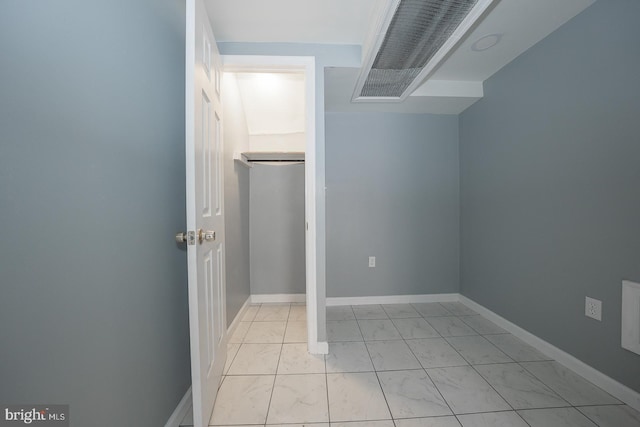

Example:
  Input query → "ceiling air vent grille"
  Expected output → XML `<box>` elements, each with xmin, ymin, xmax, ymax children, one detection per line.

<box><xmin>354</xmin><ymin>0</ymin><xmax>495</xmax><ymax>101</ymax></box>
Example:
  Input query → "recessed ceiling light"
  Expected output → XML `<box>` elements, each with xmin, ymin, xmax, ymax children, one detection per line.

<box><xmin>471</xmin><ymin>33</ymin><xmax>502</xmax><ymax>51</ymax></box>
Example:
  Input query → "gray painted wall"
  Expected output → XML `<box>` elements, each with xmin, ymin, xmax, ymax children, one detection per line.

<box><xmin>460</xmin><ymin>0</ymin><xmax>640</xmax><ymax>392</ymax></box>
<box><xmin>250</xmin><ymin>164</ymin><xmax>306</xmax><ymax>295</ymax></box>
<box><xmin>223</xmin><ymin>74</ymin><xmax>251</xmax><ymax>324</ymax></box>
<box><xmin>0</xmin><ymin>1</ymin><xmax>190</xmax><ymax>425</ymax></box>
<box><xmin>326</xmin><ymin>113</ymin><xmax>460</xmax><ymax>297</ymax></box>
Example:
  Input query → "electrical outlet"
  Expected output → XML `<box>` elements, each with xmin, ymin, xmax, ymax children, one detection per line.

<box><xmin>368</xmin><ymin>256</ymin><xmax>376</xmax><ymax>268</ymax></box>
<box><xmin>585</xmin><ymin>296</ymin><xmax>602</xmax><ymax>321</ymax></box>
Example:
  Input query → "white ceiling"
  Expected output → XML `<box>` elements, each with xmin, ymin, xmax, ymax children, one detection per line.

<box><xmin>206</xmin><ymin>0</ymin><xmax>385</xmax><ymax>45</ymax></box>
<box><xmin>431</xmin><ymin>0</ymin><xmax>596</xmax><ymax>82</ymax></box>
<box><xmin>207</xmin><ymin>0</ymin><xmax>596</xmax><ymax>114</ymax></box>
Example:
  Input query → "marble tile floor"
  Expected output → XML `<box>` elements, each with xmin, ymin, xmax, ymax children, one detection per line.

<box><xmin>180</xmin><ymin>302</ymin><xmax>640</xmax><ymax>427</ymax></box>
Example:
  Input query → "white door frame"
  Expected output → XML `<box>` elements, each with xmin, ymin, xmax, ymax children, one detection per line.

<box><xmin>221</xmin><ymin>55</ymin><xmax>322</xmax><ymax>353</ymax></box>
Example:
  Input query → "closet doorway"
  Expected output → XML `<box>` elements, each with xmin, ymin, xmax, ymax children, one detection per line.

<box><xmin>222</xmin><ymin>56</ymin><xmax>322</xmax><ymax>353</ymax></box>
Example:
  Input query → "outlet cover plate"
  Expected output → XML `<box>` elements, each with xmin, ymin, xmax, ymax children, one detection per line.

<box><xmin>585</xmin><ymin>296</ymin><xmax>602</xmax><ymax>321</ymax></box>
<box><xmin>368</xmin><ymin>256</ymin><xmax>375</xmax><ymax>268</ymax></box>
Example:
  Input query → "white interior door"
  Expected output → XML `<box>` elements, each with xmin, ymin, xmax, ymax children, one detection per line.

<box><xmin>185</xmin><ymin>0</ymin><xmax>226</xmax><ymax>426</ymax></box>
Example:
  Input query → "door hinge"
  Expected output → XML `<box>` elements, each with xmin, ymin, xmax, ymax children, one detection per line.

<box><xmin>187</xmin><ymin>230</ymin><xmax>196</xmax><ymax>245</ymax></box>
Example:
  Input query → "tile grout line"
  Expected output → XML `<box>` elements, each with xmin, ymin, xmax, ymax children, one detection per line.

<box><xmin>409</xmin><ymin>303</ymin><xmax>525</xmax><ymax>424</ymax></box>
<box><xmin>412</xmin><ymin>303</ymin><xmax>575</xmax><ymax>423</ymax></box>
<box><xmin>332</xmin><ymin>303</ymin><xmax>529</xmax><ymax>423</ymax></box>
<box><xmin>228</xmin><ymin>302</ymin><xmax>632</xmax><ymax>426</ymax></box>
<box><xmin>360</xmin><ymin>305</ymin><xmax>498</xmax><ymax>425</ymax></box>
<box><xmin>418</xmin><ymin>362</ymin><xmax>458</xmax><ymax>425</ymax></box>
<box><xmin>433</xmin><ymin>306</ymin><xmax>531</xmax><ymax>425</ymax></box>
<box><xmin>441</xmin><ymin>335</ymin><xmax>514</xmax><ymax>366</ymax></box>
<box><xmin>355</xmin><ymin>310</ymin><xmax>396</xmax><ymax>424</ymax></box>
<box><xmin>261</xmin><ymin>306</ymin><xmax>287</xmax><ymax>426</ymax></box>
<box><xmin>574</xmin><ymin>406</ymin><xmax>611</xmax><ymax>427</ymax></box>
<box><xmin>517</xmin><ymin>360</ymin><xmax>624</xmax><ymax>409</ymax></box>
<box><xmin>359</xmin><ymin>303</ymin><xmax>635</xmax><ymax>425</ymax></box>
<box><xmin>473</xmin><ymin>360</ymin><xmax>572</xmax><ymax>408</ymax></box>
<box><xmin>361</xmin><ymin>302</ymin><xmax>508</xmax><ymax>424</ymax></box>
<box><xmin>517</xmin><ymin>361</ymin><xmax>575</xmax><ymax>407</ymax></box>
<box><xmin>324</xmin><ymin>343</ymin><xmax>331</xmax><ymax>425</ymax></box>
<box><xmin>328</xmin><ymin>304</ymin><xmax>359</xmax><ymax>423</ymax></box>
<box><xmin>400</xmin><ymin>303</ymin><xmax>462</xmax><ymax>425</ymax></box>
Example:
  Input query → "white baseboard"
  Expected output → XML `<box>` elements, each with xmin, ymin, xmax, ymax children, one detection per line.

<box><xmin>309</xmin><ymin>341</ymin><xmax>329</xmax><ymax>355</ymax></box>
<box><xmin>326</xmin><ymin>293</ymin><xmax>460</xmax><ymax>306</ymax></box>
<box><xmin>459</xmin><ymin>295</ymin><xmax>640</xmax><ymax>412</ymax></box>
<box><xmin>251</xmin><ymin>293</ymin><xmax>306</xmax><ymax>303</ymax></box>
<box><xmin>227</xmin><ymin>296</ymin><xmax>251</xmax><ymax>337</ymax></box>
<box><xmin>164</xmin><ymin>386</ymin><xmax>192</xmax><ymax>427</ymax></box>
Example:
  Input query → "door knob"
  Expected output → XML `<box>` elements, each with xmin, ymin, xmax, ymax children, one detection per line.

<box><xmin>198</xmin><ymin>229</ymin><xmax>215</xmax><ymax>243</ymax></box>
<box><xmin>176</xmin><ymin>231</ymin><xmax>195</xmax><ymax>245</ymax></box>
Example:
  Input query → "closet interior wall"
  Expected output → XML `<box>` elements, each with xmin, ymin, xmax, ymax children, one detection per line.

<box><xmin>223</xmin><ymin>71</ymin><xmax>306</xmax><ymax>310</ymax></box>
<box><xmin>250</xmin><ymin>162</ymin><xmax>306</xmax><ymax>296</ymax></box>
<box><xmin>222</xmin><ymin>73</ymin><xmax>252</xmax><ymax>325</ymax></box>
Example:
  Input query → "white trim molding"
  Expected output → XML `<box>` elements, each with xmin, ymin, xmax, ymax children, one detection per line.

<box><xmin>222</xmin><ymin>54</ymin><xmax>320</xmax><ymax>358</ymax></box>
<box><xmin>309</xmin><ymin>341</ymin><xmax>329</xmax><ymax>355</ymax></box>
<box><xmin>326</xmin><ymin>293</ymin><xmax>459</xmax><ymax>306</ymax></box>
<box><xmin>164</xmin><ymin>386</ymin><xmax>192</xmax><ymax>427</ymax></box>
<box><xmin>227</xmin><ymin>296</ymin><xmax>251</xmax><ymax>336</ymax></box>
<box><xmin>459</xmin><ymin>295</ymin><xmax>640</xmax><ymax>412</ymax></box>
<box><xmin>251</xmin><ymin>293</ymin><xmax>306</xmax><ymax>304</ymax></box>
